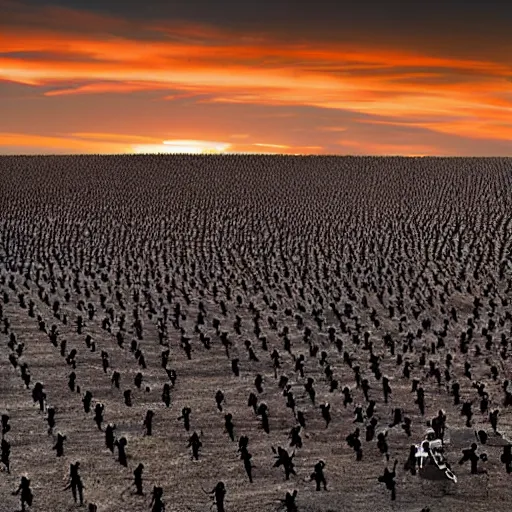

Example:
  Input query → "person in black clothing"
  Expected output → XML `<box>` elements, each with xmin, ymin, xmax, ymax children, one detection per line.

<box><xmin>134</xmin><ymin>463</ymin><xmax>144</xmax><ymax>495</ymax></box>
<box><xmin>53</xmin><ymin>433</ymin><xmax>66</xmax><ymax>457</ymax></box>
<box><xmin>12</xmin><ymin>476</ymin><xmax>33</xmax><ymax>511</ymax></box>
<box><xmin>1</xmin><ymin>438</ymin><xmax>10</xmax><ymax>472</ymax></box>
<box><xmin>187</xmin><ymin>432</ymin><xmax>202</xmax><ymax>460</ymax></box>
<box><xmin>311</xmin><ymin>460</ymin><xmax>327</xmax><ymax>490</ymax></box>
<box><xmin>378</xmin><ymin>460</ymin><xmax>398</xmax><ymax>500</ymax></box>
<box><xmin>150</xmin><ymin>486</ymin><xmax>165</xmax><ymax>512</ymax></box>
<box><xmin>459</xmin><ymin>443</ymin><xmax>480</xmax><ymax>474</ymax></box>
<box><xmin>65</xmin><ymin>462</ymin><xmax>84</xmax><ymax>505</ymax></box>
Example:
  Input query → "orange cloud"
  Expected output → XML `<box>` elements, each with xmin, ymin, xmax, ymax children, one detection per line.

<box><xmin>1</xmin><ymin>6</ymin><xmax>512</xmax><ymax>153</ymax></box>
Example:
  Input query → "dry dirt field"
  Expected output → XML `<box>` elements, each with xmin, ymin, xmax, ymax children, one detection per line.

<box><xmin>1</xmin><ymin>155</ymin><xmax>512</xmax><ymax>512</ymax></box>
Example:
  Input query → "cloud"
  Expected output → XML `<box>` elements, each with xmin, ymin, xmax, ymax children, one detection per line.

<box><xmin>0</xmin><ymin>2</ymin><xmax>512</xmax><ymax>154</ymax></box>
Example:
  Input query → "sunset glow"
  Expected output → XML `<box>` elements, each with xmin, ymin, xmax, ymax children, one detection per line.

<box><xmin>1</xmin><ymin>0</ymin><xmax>511</xmax><ymax>155</ymax></box>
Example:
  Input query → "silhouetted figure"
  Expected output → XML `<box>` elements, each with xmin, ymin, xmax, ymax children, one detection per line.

<box><xmin>248</xmin><ymin>392</ymin><xmax>258</xmax><ymax>414</ymax></box>
<box><xmin>1</xmin><ymin>438</ymin><xmax>10</xmax><ymax>472</ymax></box>
<box><xmin>134</xmin><ymin>463</ymin><xmax>144</xmax><ymax>495</ymax></box>
<box><xmin>257</xmin><ymin>403</ymin><xmax>270</xmax><ymax>433</ymax></box>
<box><xmin>305</xmin><ymin>378</ymin><xmax>316</xmax><ymax>404</ymax></box>
<box><xmin>2</xmin><ymin>414</ymin><xmax>11</xmax><ymax>437</ymax></box>
<box><xmin>459</xmin><ymin>443</ymin><xmax>479</xmax><ymax>474</ymax></box>
<box><xmin>500</xmin><ymin>445</ymin><xmax>512</xmax><ymax>473</ymax></box>
<box><xmin>490</xmin><ymin>409</ymin><xmax>499</xmax><ymax>433</ymax></box>
<box><xmin>255</xmin><ymin>374</ymin><xmax>264</xmax><ymax>393</ymax></box>
<box><xmin>116</xmin><ymin>437</ymin><xmax>128</xmax><ymax>466</ymax></box>
<box><xmin>231</xmin><ymin>358</ymin><xmax>240</xmax><ymax>377</ymax></box>
<box><xmin>289</xmin><ymin>425</ymin><xmax>302</xmax><ymax>449</ymax></box>
<box><xmin>144</xmin><ymin>410</ymin><xmax>154</xmax><ymax>436</ymax></box>
<box><xmin>105</xmin><ymin>423</ymin><xmax>116</xmax><ymax>452</ymax></box>
<box><xmin>461</xmin><ymin>401</ymin><xmax>473</xmax><ymax>428</ymax></box>
<box><xmin>215</xmin><ymin>390</ymin><xmax>225</xmax><ymax>412</ymax></box>
<box><xmin>53</xmin><ymin>432</ymin><xmax>66</xmax><ymax>457</ymax></box>
<box><xmin>32</xmin><ymin>382</ymin><xmax>45</xmax><ymax>412</ymax></box>
<box><xmin>382</xmin><ymin>377</ymin><xmax>392</xmax><ymax>403</ymax></box>
<box><xmin>415</xmin><ymin>387</ymin><xmax>425</xmax><ymax>415</ymax></box>
<box><xmin>166</xmin><ymin>368</ymin><xmax>177</xmax><ymax>387</ymax></box>
<box><xmin>111</xmin><ymin>371</ymin><xmax>120</xmax><ymax>389</ymax></box>
<box><xmin>124</xmin><ymin>389</ymin><xmax>132</xmax><ymax>407</ymax></box>
<box><xmin>82</xmin><ymin>391</ymin><xmax>93</xmax><ymax>413</ymax></box>
<box><xmin>273</xmin><ymin>446</ymin><xmax>296</xmax><ymax>480</ymax></box>
<box><xmin>211</xmin><ymin>482</ymin><xmax>226</xmax><ymax>512</ymax></box>
<box><xmin>150</xmin><ymin>486</ymin><xmax>165</xmax><ymax>512</ymax></box>
<box><xmin>12</xmin><ymin>476</ymin><xmax>33</xmax><ymax>511</ymax></box>
<box><xmin>241</xmin><ymin>448</ymin><xmax>253</xmax><ymax>482</ymax></box>
<box><xmin>65</xmin><ymin>462</ymin><xmax>84</xmax><ymax>505</ymax></box>
<box><xmin>404</xmin><ymin>445</ymin><xmax>417</xmax><ymax>475</ymax></box>
<box><xmin>389</xmin><ymin>408</ymin><xmax>403</xmax><ymax>428</ymax></box>
<box><xmin>320</xmin><ymin>403</ymin><xmax>331</xmax><ymax>428</ymax></box>
<box><xmin>378</xmin><ymin>460</ymin><xmax>398</xmax><ymax>500</ymax></box>
<box><xmin>311</xmin><ymin>460</ymin><xmax>327</xmax><ymax>490</ymax></box>
<box><xmin>377</xmin><ymin>432</ymin><xmax>390</xmax><ymax>461</ymax></box>
<box><xmin>342</xmin><ymin>387</ymin><xmax>353</xmax><ymax>407</ymax></box>
<box><xmin>297</xmin><ymin>411</ymin><xmax>306</xmax><ymax>429</ymax></box>
<box><xmin>68</xmin><ymin>372</ymin><xmax>77</xmax><ymax>392</ymax></box>
<box><xmin>187</xmin><ymin>431</ymin><xmax>202</xmax><ymax>460</ymax></box>
<box><xmin>402</xmin><ymin>416</ymin><xmax>412</xmax><ymax>437</ymax></box>
<box><xmin>162</xmin><ymin>383</ymin><xmax>171</xmax><ymax>407</ymax></box>
<box><xmin>94</xmin><ymin>403</ymin><xmax>104</xmax><ymax>430</ymax></box>
<box><xmin>366</xmin><ymin>417</ymin><xmax>378</xmax><ymax>442</ymax></box>
<box><xmin>178</xmin><ymin>407</ymin><xmax>191</xmax><ymax>431</ymax></box>
<box><xmin>280</xmin><ymin>490</ymin><xmax>298</xmax><ymax>512</ymax></box>
<box><xmin>224</xmin><ymin>414</ymin><xmax>235</xmax><ymax>441</ymax></box>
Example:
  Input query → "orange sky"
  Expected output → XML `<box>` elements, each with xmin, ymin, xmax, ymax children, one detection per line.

<box><xmin>1</xmin><ymin>1</ymin><xmax>512</xmax><ymax>155</ymax></box>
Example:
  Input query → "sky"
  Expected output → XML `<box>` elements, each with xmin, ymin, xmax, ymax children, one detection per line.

<box><xmin>1</xmin><ymin>0</ymin><xmax>512</xmax><ymax>155</ymax></box>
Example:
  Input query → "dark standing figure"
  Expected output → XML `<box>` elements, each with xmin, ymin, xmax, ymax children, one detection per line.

<box><xmin>311</xmin><ymin>460</ymin><xmax>327</xmax><ymax>490</ymax></box>
<box><xmin>382</xmin><ymin>377</ymin><xmax>392</xmax><ymax>403</ymax></box>
<box><xmin>144</xmin><ymin>410</ymin><xmax>154</xmax><ymax>436</ymax></box>
<box><xmin>224</xmin><ymin>414</ymin><xmax>235</xmax><ymax>441</ymax></box>
<box><xmin>273</xmin><ymin>447</ymin><xmax>296</xmax><ymax>480</ymax></box>
<box><xmin>378</xmin><ymin>460</ymin><xmax>398</xmax><ymax>500</ymax></box>
<box><xmin>150</xmin><ymin>486</ymin><xmax>165</xmax><ymax>512</ymax></box>
<box><xmin>111</xmin><ymin>371</ymin><xmax>120</xmax><ymax>389</ymax></box>
<box><xmin>65</xmin><ymin>462</ymin><xmax>84</xmax><ymax>506</ymax></box>
<box><xmin>1</xmin><ymin>438</ymin><xmax>10</xmax><ymax>473</ymax></box>
<box><xmin>45</xmin><ymin>407</ymin><xmax>55</xmax><ymax>433</ymax></box>
<box><xmin>257</xmin><ymin>403</ymin><xmax>270</xmax><ymax>434</ymax></box>
<box><xmin>83</xmin><ymin>391</ymin><xmax>93</xmax><ymax>413</ymax></box>
<box><xmin>320</xmin><ymin>403</ymin><xmax>331</xmax><ymax>428</ymax></box>
<box><xmin>94</xmin><ymin>403</ymin><xmax>104</xmax><ymax>430</ymax></box>
<box><xmin>162</xmin><ymin>383</ymin><xmax>171</xmax><ymax>407</ymax></box>
<box><xmin>500</xmin><ymin>445</ymin><xmax>512</xmax><ymax>473</ymax></box>
<box><xmin>489</xmin><ymin>409</ymin><xmax>499</xmax><ymax>433</ymax></box>
<box><xmin>105</xmin><ymin>423</ymin><xmax>116</xmax><ymax>452</ymax></box>
<box><xmin>187</xmin><ymin>431</ymin><xmax>202</xmax><ymax>460</ymax></box>
<box><xmin>2</xmin><ymin>414</ymin><xmax>11</xmax><ymax>437</ymax></box>
<box><xmin>241</xmin><ymin>448</ymin><xmax>253</xmax><ymax>482</ymax></box>
<box><xmin>280</xmin><ymin>490</ymin><xmax>298</xmax><ymax>512</ymax></box>
<box><xmin>68</xmin><ymin>372</ymin><xmax>77</xmax><ymax>392</ymax></box>
<box><xmin>116</xmin><ymin>437</ymin><xmax>128</xmax><ymax>466</ymax></box>
<box><xmin>124</xmin><ymin>389</ymin><xmax>132</xmax><ymax>407</ymax></box>
<box><xmin>215</xmin><ymin>390</ymin><xmax>225</xmax><ymax>412</ymax></box>
<box><xmin>211</xmin><ymin>482</ymin><xmax>226</xmax><ymax>512</ymax></box>
<box><xmin>53</xmin><ymin>433</ymin><xmax>66</xmax><ymax>457</ymax></box>
<box><xmin>459</xmin><ymin>443</ymin><xmax>479</xmax><ymax>474</ymax></box>
<box><xmin>12</xmin><ymin>476</ymin><xmax>33</xmax><ymax>511</ymax></box>
<box><xmin>134</xmin><ymin>463</ymin><xmax>144</xmax><ymax>495</ymax></box>
<box><xmin>178</xmin><ymin>407</ymin><xmax>191</xmax><ymax>431</ymax></box>
<box><xmin>404</xmin><ymin>445</ymin><xmax>417</xmax><ymax>475</ymax></box>
<box><xmin>377</xmin><ymin>432</ymin><xmax>390</xmax><ymax>461</ymax></box>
